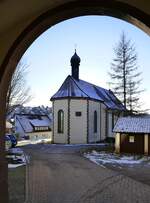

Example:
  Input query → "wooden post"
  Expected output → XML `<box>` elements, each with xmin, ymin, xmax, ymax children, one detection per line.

<box><xmin>115</xmin><ymin>133</ymin><xmax>120</xmax><ymax>153</ymax></box>
<box><xmin>144</xmin><ymin>134</ymin><xmax>148</xmax><ymax>155</ymax></box>
<box><xmin>0</xmin><ymin>90</ymin><xmax>8</xmax><ymax>203</ymax></box>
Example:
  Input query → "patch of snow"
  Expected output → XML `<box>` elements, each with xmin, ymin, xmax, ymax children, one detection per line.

<box><xmin>99</xmin><ymin>164</ymin><xmax>106</xmax><ymax>169</ymax></box>
<box><xmin>62</xmin><ymin>143</ymin><xmax>106</xmax><ymax>147</ymax></box>
<box><xmin>9</xmin><ymin>147</ymin><xmax>24</xmax><ymax>154</ymax></box>
<box><xmin>84</xmin><ymin>151</ymin><xmax>146</xmax><ymax>166</ymax></box>
<box><xmin>17</xmin><ymin>140</ymin><xmax>31</xmax><ymax>146</ymax></box>
<box><xmin>17</xmin><ymin>138</ymin><xmax>52</xmax><ymax>146</ymax></box>
<box><xmin>25</xmin><ymin>154</ymin><xmax>30</xmax><ymax>164</ymax></box>
<box><xmin>8</xmin><ymin>163</ymin><xmax>25</xmax><ymax>168</ymax></box>
<box><xmin>91</xmin><ymin>150</ymin><xmax>100</xmax><ymax>155</ymax></box>
<box><xmin>30</xmin><ymin>119</ymin><xmax>50</xmax><ymax>127</ymax></box>
<box><xmin>7</xmin><ymin>147</ymin><xmax>29</xmax><ymax>169</ymax></box>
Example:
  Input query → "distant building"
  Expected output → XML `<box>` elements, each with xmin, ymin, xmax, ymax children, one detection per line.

<box><xmin>7</xmin><ymin>105</ymin><xmax>52</xmax><ymax>120</ymax></box>
<box><xmin>15</xmin><ymin>114</ymin><xmax>52</xmax><ymax>141</ymax></box>
<box><xmin>6</xmin><ymin>121</ymin><xmax>13</xmax><ymax>134</ymax></box>
<box><xmin>114</xmin><ymin>116</ymin><xmax>150</xmax><ymax>154</ymax></box>
<box><xmin>50</xmin><ymin>51</ymin><xmax>125</xmax><ymax>144</ymax></box>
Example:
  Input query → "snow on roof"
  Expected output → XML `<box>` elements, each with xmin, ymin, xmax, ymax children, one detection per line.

<box><xmin>6</xmin><ymin>121</ymin><xmax>12</xmax><ymax>129</ymax></box>
<box><xmin>50</xmin><ymin>75</ymin><xmax>125</xmax><ymax>111</ymax></box>
<box><xmin>30</xmin><ymin>119</ymin><xmax>50</xmax><ymax>127</ymax></box>
<box><xmin>113</xmin><ymin>117</ymin><xmax>150</xmax><ymax>133</ymax></box>
<box><xmin>16</xmin><ymin>114</ymin><xmax>52</xmax><ymax>133</ymax></box>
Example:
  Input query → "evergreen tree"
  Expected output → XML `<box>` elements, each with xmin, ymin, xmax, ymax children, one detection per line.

<box><xmin>108</xmin><ymin>32</ymin><xmax>144</xmax><ymax>114</ymax></box>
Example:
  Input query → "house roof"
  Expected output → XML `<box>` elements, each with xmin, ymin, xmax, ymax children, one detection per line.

<box><xmin>50</xmin><ymin>75</ymin><xmax>125</xmax><ymax>111</ymax></box>
<box><xmin>6</xmin><ymin>121</ymin><xmax>12</xmax><ymax>129</ymax></box>
<box><xmin>113</xmin><ymin>117</ymin><xmax>150</xmax><ymax>133</ymax></box>
<box><xmin>16</xmin><ymin>114</ymin><xmax>52</xmax><ymax>133</ymax></box>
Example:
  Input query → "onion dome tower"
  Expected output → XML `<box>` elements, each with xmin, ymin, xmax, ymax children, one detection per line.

<box><xmin>70</xmin><ymin>50</ymin><xmax>81</xmax><ymax>80</ymax></box>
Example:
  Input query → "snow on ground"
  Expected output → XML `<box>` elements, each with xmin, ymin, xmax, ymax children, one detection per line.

<box><xmin>9</xmin><ymin>147</ymin><xmax>24</xmax><ymax>155</ymax></box>
<box><xmin>7</xmin><ymin>147</ymin><xmax>29</xmax><ymax>169</ymax></box>
<box><xmin>60</xmin><ymin>143</ymin><xmax>106</xmax><ymax>147</ymax></box>
<box><xmin>17</xmin><ymin>140</ymin><xmax>106</xmax><ymax>147</ymax></box>
<box><xmin>84</xmin><ymin>150</ymin><xmax>150</xmax><ymax>166</ymax></box>
<box><xmin>17</xmin><ymin>138</ymin><xmax>52</xmax><ymax>146</ymax></box>
<box><xmin>8</xmin><ymin>163</ymin><xmax>26</xmax><ymax>169</ymax></box>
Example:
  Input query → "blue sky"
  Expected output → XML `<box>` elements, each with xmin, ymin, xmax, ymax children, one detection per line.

<box><xmin>23</xmin><ymin>16</ymin><xmax>150</xmax><ymax>111</ymax></box>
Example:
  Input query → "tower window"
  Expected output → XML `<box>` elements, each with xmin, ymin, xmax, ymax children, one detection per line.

<box><xmin>94</xmin><ymin>111</ymin><xmax>97</xmax><ymax>133</ymax></box>
<box><xmin>58</xmin><ymin>110</ymin><xmax>64</xmax><ymax>133</ymax></box>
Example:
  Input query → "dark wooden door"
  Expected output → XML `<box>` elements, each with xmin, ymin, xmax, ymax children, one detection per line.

<box><xmin>148</xmin><ymin>135</ymin><xmax>150</xmax><ymax>155</ymax></box>
<box><xmin>120</xmin><ymin>134</ymin><xmax>144</xmax><ymax>154</ymax></box>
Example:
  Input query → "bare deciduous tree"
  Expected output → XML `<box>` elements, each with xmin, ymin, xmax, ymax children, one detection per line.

<box><xmin>6</xmin><ymin>61</ymin><xmax>32</xmax><ymax>115</ymax></box>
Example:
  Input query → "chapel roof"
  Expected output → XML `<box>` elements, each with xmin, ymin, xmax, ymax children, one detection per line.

<box><xmin>50</xmin><ymin>75</ymin><xmax>125</xmax><ymax>111</ymax></box>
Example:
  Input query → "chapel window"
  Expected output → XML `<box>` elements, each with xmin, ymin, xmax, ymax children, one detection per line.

<box><xmin>94</xmin><ymin>111</ymin><xmax>97</xmax><ymax>133</ymax></box>
<box><xmin>58</xmin><ymin>110</ymin><xmax>64</xmax><ymax>133</ymax></box>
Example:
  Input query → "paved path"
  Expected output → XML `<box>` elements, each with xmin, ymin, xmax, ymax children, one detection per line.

<box><xmin>24</xmin><ymin>144</ymin><xmax>150</xmax><ymax>203</ymax></box>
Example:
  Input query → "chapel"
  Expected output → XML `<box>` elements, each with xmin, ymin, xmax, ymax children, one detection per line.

<box><xmin>50</xmin><ymin>51</ymin><xmax>125</xmax><ymax>144</ymax></box>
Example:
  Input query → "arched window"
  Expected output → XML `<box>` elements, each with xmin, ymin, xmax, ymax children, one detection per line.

<box><xmin>58</xmin><ymin>110</ymin><xmax>64</xmax><ymax>133</ymax></box>
<box><xmin>94</xmin><ymin>111</ymin><xmax>97</xmax><ymax>133</ymax></box>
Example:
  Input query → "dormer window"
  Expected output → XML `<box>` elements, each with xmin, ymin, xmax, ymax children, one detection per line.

<box><xmin>34</xmin><ymin>126</ymin><xmax>49</xmax><ymax>131</ymax></box>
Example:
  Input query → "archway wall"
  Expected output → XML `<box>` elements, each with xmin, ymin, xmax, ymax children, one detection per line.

<box><xmin>1</xmin><ymin>0</ymin><xmax>150</xmax><ymax>88</ymax></box>
<box><xmin>0</xmin><ymin>0</ymin><xmax>150</xmax><ymax>71</ymax></box>
<box><xmin>0</xmin><ymin>1</ymin><xmax>150</xmax><ymax>203</ymax></box>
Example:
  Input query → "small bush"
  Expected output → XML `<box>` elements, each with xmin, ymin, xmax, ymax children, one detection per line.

<box><xmin>104</xmin><ymin>137</ymin><xmax>115</xmax><ymax>144</ymax></box>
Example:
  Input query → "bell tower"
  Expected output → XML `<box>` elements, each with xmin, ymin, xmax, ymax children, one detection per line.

<box><xmin>70</xmin><ymin>50</ymin><xmax>81</xmax><ymax>80</ymax></box>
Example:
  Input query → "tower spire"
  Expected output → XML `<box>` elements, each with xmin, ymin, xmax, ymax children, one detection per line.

<box><xmin>74</xmin><ymin>43</ymin><xmax>77</xmax><ymax>53</ymax></box>
<box><xmin>70</xmin><ymin>50</ymin><xmax>81</xmax><ymax>80</ymax></box>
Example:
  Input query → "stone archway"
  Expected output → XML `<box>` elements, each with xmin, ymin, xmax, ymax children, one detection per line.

<box><xmin>0</xmin><ymin>1</ymin><xmax>150</xmax><ymax>202</ymax></box>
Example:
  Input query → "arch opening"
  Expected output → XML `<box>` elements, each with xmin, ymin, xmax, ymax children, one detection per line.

<box><xmin>0</xmin><ymin>1</ymin><xmax>150</xmax><ymax>202</ymax></box>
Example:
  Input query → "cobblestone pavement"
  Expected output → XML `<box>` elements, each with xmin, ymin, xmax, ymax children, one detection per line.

<box><xmin>23</xmin><ymin>144</ymin><xmax>150</xmax><ymax>203</ymax></box>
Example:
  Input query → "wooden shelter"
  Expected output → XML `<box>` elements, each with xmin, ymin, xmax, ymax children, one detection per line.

<box><xmin>114</xmin><ymin>117</ymin><xmax>150</xmax><ymax>155</ymax></box>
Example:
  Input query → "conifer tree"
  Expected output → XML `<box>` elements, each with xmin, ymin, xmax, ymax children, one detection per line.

<box><xmin>108</xmin><ymin>32</ymin><xmax>144</xmax><ymax>114</ymax></box>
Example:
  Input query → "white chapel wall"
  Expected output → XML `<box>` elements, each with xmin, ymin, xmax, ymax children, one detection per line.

<box><xmin>114</xmin><ymin>114</ymin><xmax>119</xmax><ymax>124</ymax></box>
<box><xmin>53</xmin><ymin>99</ymin><xmax>68</xmax><ymax>143</ymax></box>
<box><xmin>107</xmin><ymin>111</ymin><xmax>120</xmax><ymax>138</ymax></box>
<box><xmin>70</xmin><ymin>99</ymin><xmax>87</xmax><ymax>144</ymax></box>
<box><xmin>88</xmin><ymin>100</ymin><xmax>101</xmax><ymax>143</ymax></box>
<box><xmin>107</xmin><ymin>111</ymin><xmax>113</xmax><ymax>137</ymax></box>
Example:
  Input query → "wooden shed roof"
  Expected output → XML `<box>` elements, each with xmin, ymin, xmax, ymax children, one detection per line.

<box><xmin>114</xmin><ymin>117</ymin><xmax>150</xmax><ymax>134</ymax></box>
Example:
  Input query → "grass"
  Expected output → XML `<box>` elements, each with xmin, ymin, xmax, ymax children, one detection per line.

<box><xmin>8</xmin><ymin>165</ymin><xmax>26</xmax><ymax>203</ymax></box>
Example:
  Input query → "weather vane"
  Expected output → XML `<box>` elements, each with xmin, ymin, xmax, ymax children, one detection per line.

<box><xmin>74</xmin><ymin>43</ymin><xmax>77</xmax><ymax>52</ymax></box>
